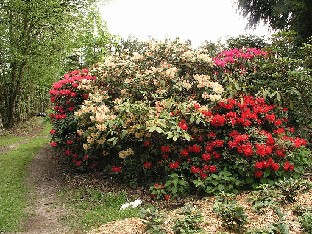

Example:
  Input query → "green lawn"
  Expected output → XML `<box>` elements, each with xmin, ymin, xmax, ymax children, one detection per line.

<box><xmin>0</xmin><ymin>120</ymin><xmax>50</xmax><ymax>232</ymax></box>
<box><xmin>59</xmin><ymin>188</ymin><xmax>141</xmax><ymax>232</ymax></box>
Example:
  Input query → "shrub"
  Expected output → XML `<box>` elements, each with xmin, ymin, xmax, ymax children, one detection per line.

<box><xmin>49</xmin><ymin>39</ymin><xmax>309</xmax><ymax>198</ymax></box>
<box><xmin>213</xmin><ymin>193</ymin><xmax>247</xmax><ymax>232</ymax></box>
<box><xmin>172</xmin><ymin>204</ymin><xmax>204</xmax><ymax>234</ymax></box>
<box><xmin>49</xmin><ymin>69</ymin><xmax>97</xmax><ymax>168</ymax></box>
<box><xmin>299</xmin><ymin>212</ymin><xmax>312</xmax><ymax>233</ymax></box>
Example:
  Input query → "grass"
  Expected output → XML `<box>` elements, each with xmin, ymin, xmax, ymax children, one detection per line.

<box><xmin>0</xmin><ymin>119</ymin><xmax>50</xmax><ymax>232</ymax></box>
<box><xmin>0</xmin><ymin>135</ymin><xmax>26</xmax><ymax>147</ymax></box>
<box><xmin>59</xmin><ymin>188</ymin><xmax>141</xmax><ymax>232</ymax></box>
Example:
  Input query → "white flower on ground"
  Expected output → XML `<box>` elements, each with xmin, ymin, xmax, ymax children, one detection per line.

<box><xmin>120</xmin><ymin>199</ymin><xmax>142</xmax><ymax>210</ymax></box>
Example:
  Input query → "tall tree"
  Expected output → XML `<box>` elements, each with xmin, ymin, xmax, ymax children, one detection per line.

<box><xmin>0</xmin><ymin>0</ymin><xmax>112</xmax><ymax>128</ymax></box>
<box><xmin>236</xmin><ymin>0</ymin><xmax>312</xmax><ymax>42</ymax></box>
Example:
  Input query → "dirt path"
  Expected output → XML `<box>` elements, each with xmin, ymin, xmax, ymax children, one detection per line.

<box><xmin>21</xmin><ymin>146</ymin><xmax>70</xmax><ymax>234</ymax></box>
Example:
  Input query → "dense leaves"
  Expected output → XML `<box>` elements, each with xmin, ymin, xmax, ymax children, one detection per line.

<box><xmin>236</xmin><ymin>0</ymin><xmax>312</xmax><ymax>42</ymax></box>
<box><xmin>49</xmin><ymin>39</ymin><xmax>310</xmax><ymax>199</ymax></box>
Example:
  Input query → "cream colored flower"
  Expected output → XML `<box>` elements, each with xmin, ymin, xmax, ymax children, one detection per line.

<box><xmin>202</xmin><ymin>92</ymin><xmax>210</xmax><ymax>99</ymax></box>
<box><xmin>211</xmin><ymin>82</ymin><xmax>224</xmax><ymax>94</ymax></box>
<box><xmin>118</xmin><ymin>148</ymin><xmax>134</xmax><ymax>159</ymax></box>
<box><xmin>131</xmin><ymin>52</ymin><xmax>144</xmax><ymax>61</ymax></box>
<box><xmin>96</xmin><ymin>124</ymin><xmax>106</xmax><ymax>131</ymax></box>
<box><xmin>209</xmin><ymin>94</ymin><xmax>222</xmax><ymax>102</ymax></box>
<box><xmin>77</xmin><ymin>129</ymin><xmax>84</xmax><ymax>136</ymax></box>
<box><xmin>182</xmin><ymin>80</ymin><xmax>192</xmax><ymax>90</ymax></box>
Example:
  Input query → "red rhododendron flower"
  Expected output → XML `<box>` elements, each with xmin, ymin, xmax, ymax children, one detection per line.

<box><xmin>191</xmin><ymin>166</ymin><xmax>200</xmax><ymax>174</ymax></box>
<box><xmin>154</xmin><ymin>183</ymin><xmax>164</xmax><ymax>189</ymax></box>
<box><xmin>180</xmin><ymin>149</ymin><xmax>189</xmax><ymax>157</ymax></box>
<box><xmin>144</xmin><ymin>140</ymin><xmax>151</xmax><ymax>147</ymax></box>
<box><xmin>161</xmin><ymin>145</ymin><xmax>170</xmax><ymax>153</ymax></box>
<box><xmin>274</xmin><ymin>119</ymin><xmax>282</xmax><ymax>126</ymax></box>
<box><xmin>255</xmin><ymin>161</ymin><xmax>264</xmax><ymax>169</ymax></box>
<box><xmin>256</xmin><ymin>144</ymin><xmax>272</xmax><ymax>156</ymax></box>
<box><xmin>169</xmin><ymin>161</ymin><xmax>179</xmax><ymax>169</ymax></box>
<box><xmin>164</xmin><ymin>194</ymin><xmax>171</xmax><ymax>201</ymax></box>
<box><xmin>143</xmin><ymin>162</ymin><xmax>152</xmax><ymax>169</ymax></box>
<box><xmin>203</xmin><ymin>165</ymin><xmax>210</xmax><ymax>171</ymax></box>
<box><xmin>75</xmin><ymin>160</ymin><xmax>82</xmax><ymax>167</ymax></box>
<box><xmin>213</xmin><ymin>151</ymin><xmax>221</xmax><ymax>159</ymax></box>
<box><xmin>72</xmin><ymin>83</ymin><xmax>79</xmax><ymax>88</ymax></box>
<box><xmin>202</xmin><ymin>110</ymin><xmax>213</xmax><ymax>117</ymax></box>
<box><xmin>284</xmin><ymin>161</ymin><xmax>295</xmax><ymax>171</ymax></box>
<box><xmin>70</xmin><ymin>92</ymin><xmax>77</xmax><ymax>97</ymax></box>
<box><xmin>50</xmin><ymin>129</ymin><xmax>56</xmax><ymax>134</ymax></box>
<box><xmin>202</xmin><ymin>153</ymin><xmax>211</xmax><ymax>161</ymax></box>
<box><xmin>209</xmin><ymin>165</ymin><xmax>217</xmax><ymax>173</ymax></box>
<box><xmin>50</xmin><ymin>141</ymin><xmax>58</xmax><ymax>147</ymax></box>
<box><xmin>240</xmin><ymin>143</ymin><xmax>253</xmax><ymax>157</ymax></box>
<box><xmin>82</xmin><ymin>93</ymin><xmax>89</xmax><ymax>99</ymax></box>
<box><xmin>265</xmin><ymin>114</ymin><xmax>276</xmax><ymax>123</ymax></box>
<box><xmin>212</xmin><ymin>140</ymin><xmax>224</xmax><ymax>147</ymax></box>
<box><xmin>200</xmin><ymin>172</ymin><xmax>208</xmax><ymax>179</ymax></box>
<box><xmin>271</xmin><ymin>163</ymin><xmax>280</xmax><ymax>171</ymax></box>
<box><xmin>255</xmin><ymin>170</ymin><xmax>264</xmax><ymax>178</ymax></box>
<box><xmin>64</xmin><ymin>149</ymin><xmax>71</xmax><ymax>156</ymax></box>
<box><xmin>178</xmin><ymin>119</ymin><xmax>188</xmax><ymax>131</ymax></box>
<box><xmin>208</xmin><ymin>131</ymin><xmax>217</xmax><ymax>138</ymax></box>
<box><xmin>211</xmin><ymin>114</ymin><xmax>226</xmax><ymax>127</ymax></box>
<box><xmin>275</xmin><ymin>149</ymin><xmax>286</xmax><ymax>157</ymax></box>
<box><xmin>111</xmin><ymin>166</ymin><xmax>122</xmax><ymax>173</ymax></box>
<box><xmin>188</xmin><ymin>144</ymin><xmax>201</xmax><ymax>153</ymax></box>
<box><xmin>67</xmin><ymin>106</ymin><xmax>75</xmax><ymax>112</ymax></box>
<box><xmin>293</xmin><ymin>138</ymin><xmax>307</xmax><ymax>148</ymax></box>
<box><xmin>274</xmin><ymin>128</ymin><xmax>285</xmax><ymax>134</ymax></box>
<box><xmin>83</xmin><ymin>155</ymin><xmax>89</xmax><ymax>160</ymax></box>
<box><xmin>193</xmin><ymin>102</ymin><xmax>200</xmax><ymax>109</ymax></box>
<box><xmin>205</xmin><ymin>144</ymin><xmax>214</xmax><ymax>152</ymax></box>
<box><xmin>66</xmin><ymin>140</ymin><xmax>73</xmax><ymax>145</ymax></box>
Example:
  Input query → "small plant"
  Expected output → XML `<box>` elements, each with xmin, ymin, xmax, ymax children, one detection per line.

<box><xmin>293</xmin><ymin>205</ymin><xmax>312</xmax><ymax>216</ymax></box>
<box><xmin>248</xmin><ymin>184</ymin><xmax>280</xmax><ymax>213</ymax></box>
<box><xmin>172</xmin><ymin>203</ymin><xmax>204</xmax><ymax>234</ymax></box>
<box><xmin>140</xmin><ymin>206</ymin><xmax>167</xmax><ymax>234</ymax></box>
<box><xmin>165</xmin><ymin>173</ymin><xmax>189</xmax><ymax>199</ymax></box>
<box><xmin>271</xmin><ymin>207</ymin><xmax>289</xmax><ymax>234</ymax></box>
<box><xmin>247</xmin><ymin>207</ymin><xmax>289</xmax><ymax>234</ymax></box>
<box><xmin>213</xmin><ymin>193</ymin><xmax>247</xmax><ymax>232</ymax></box>
<box><xmin>275</xmin><ymin>178</ymin><xmax>312</xmax><ymax>204</ymax></box>
<box><xmin>299</xmin><ymin>212</ymin><xmax>312</xmax><ymax>234</ymax></box>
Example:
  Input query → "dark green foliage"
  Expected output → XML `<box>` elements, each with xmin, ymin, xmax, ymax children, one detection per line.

<box><xmin>226</xmin><ymin>34</ymin><xmax>268</xmax><ymax>49</ymax></box>
<box><xmin>236</xmin><ymin>0</ymin><xmax>312</xmax><ymax>42</ymax></box>
<box><xmin>140</xmin><ymin>206</ymin><xmax>167</xmax><ymax>234</ymax></box>
<box><xmin>249</xmin><ymin>184</ymin><xmax>280</xmax><ymax>213</ymax></box>
<box><xmin>213</xmin><ymin>193</ymin><xmax>247</xmax><ymax>232</ymax></box>
<box><xmin>0</xmin><ymin>0</ymin><xmax>113</xmax><ymax>129</ymax></box>
<box><xmin>299</xmin><ymin>212</ymin><xmax>312</xmax><ymax>233</ymax></box>
<box><xmin>172</xmin><ymin>204</ymin><xmax>204</xmax><ymax>234</ymax></box>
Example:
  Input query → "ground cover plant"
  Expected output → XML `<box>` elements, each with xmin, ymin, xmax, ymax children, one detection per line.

<box><xmin>0</xmin><ymin>118</ymin><xmax>50</xmax><ymax>232</ymax></box>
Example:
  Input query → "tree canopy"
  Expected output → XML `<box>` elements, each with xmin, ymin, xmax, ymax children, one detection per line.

<box><xmin>236</xmin><ymin>0</ymin><xmax>312</xmax><ymax>42</ymax></box>
<box><xmin>0</xmin><ymin>0</ymin><xmax>113</xmax><ymax>129</ymax></box>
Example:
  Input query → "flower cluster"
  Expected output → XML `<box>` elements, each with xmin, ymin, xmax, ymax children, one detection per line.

<box><xmin>49</xmin><ymin>69</ymin><xmax>97</xmax><ymax>168</ymax></box>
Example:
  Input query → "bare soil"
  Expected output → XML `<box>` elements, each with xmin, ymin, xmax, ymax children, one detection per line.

<box><xmin>21</xmin><ymin>146</ymin><xmax>70</xmax><ymax>234</ymax></box>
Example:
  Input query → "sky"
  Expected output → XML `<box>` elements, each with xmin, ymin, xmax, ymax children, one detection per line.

<box><xmin>99</xmin><ymin>0</ymin><xmax>273</xmax><ymax>48</ymax></box>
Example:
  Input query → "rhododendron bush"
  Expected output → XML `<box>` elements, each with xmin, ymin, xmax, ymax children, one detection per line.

<box><xmin>49</xmin><ymin>39</ymin><xmax>310</xmax><ymax>198</ymax></box>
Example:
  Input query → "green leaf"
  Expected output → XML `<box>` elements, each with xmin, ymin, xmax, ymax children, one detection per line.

<box><xmin>155</xmin><ymin>127</ymin><xmax>163</xmax><ymax>133</ymax></box>
<box><xmin>217</xmin><ymin>184</ymin><xmax>225</xmax><ymax>191</ymax></box>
